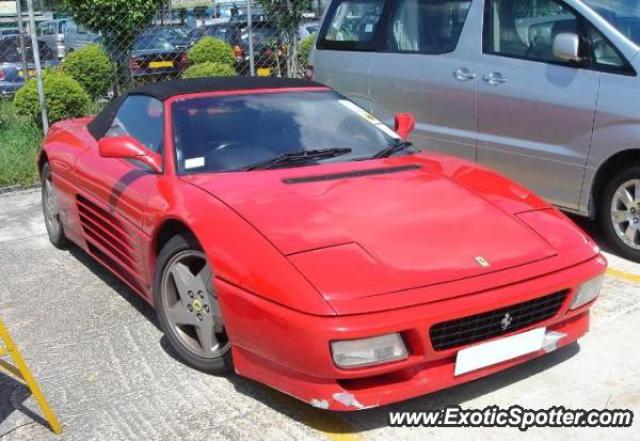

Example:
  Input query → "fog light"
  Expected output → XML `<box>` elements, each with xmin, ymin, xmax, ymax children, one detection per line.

<box><xmin>331</xmin><ymin>333</ymin><xmax>408</xmax><ymax>369</ymax></box>
<box><xmin>570</xmin><ymin>275</ymin><xmax>604</xmax><ymax>309</ymax></box>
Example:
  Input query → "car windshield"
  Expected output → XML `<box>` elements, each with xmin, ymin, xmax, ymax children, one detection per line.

<box><xmin>173</xmin><ymin>91</ymin><xmax>403</xmax><ymax>174</ymax></box>
<box><xmin>584</xmin><ymin>0</ymin><xmax>640</xmax><ymax>45</ymax></box>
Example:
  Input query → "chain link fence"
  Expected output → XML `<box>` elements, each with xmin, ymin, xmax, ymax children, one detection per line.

<box><xmin>1</xmin><ymin>0</ymin><xmax>324</xmax><ymax>128</ymax></box>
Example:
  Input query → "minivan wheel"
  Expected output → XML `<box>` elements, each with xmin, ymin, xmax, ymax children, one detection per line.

<box><xmin>600</xmin><ymin>166</ymin><xmax>640</xmax><ymax>261</ymax></box>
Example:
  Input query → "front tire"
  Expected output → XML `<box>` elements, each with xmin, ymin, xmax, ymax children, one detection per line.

<box><xmin>41</xmin><ymin>163</ymin><xmax>68</xmax><ymax>249</ymax></box>
<box><xmin>154</xmin><ymin>235</ymin><xmax>233</xmax><ymax>374</ymax></box>
<box><xmin>600</xmin><ymin>165</ymin><xmax>640</xmax><ymax>261</ymax></box>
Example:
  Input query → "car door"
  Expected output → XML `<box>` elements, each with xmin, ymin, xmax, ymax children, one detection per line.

<box><xmin>368</xmin><ymin>0</ymin><xmax>480</xmax><ymax>161</ymax></box>
<box><xmin>477</xmin><ymin>0</ymin><xmax>599</xmax><ymax>210</ymax></box>
<box><xmin>314</xmin><ymin>0</ymin><xmax>389</xmax><ymax>111</ymax></box>
<box><xmin>74</xmin><ymin>96</ymin><xmax>164</xmax><ymax>297</ymax></box>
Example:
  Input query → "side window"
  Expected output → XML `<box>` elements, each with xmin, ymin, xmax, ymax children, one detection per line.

<box><xmin>387</xmin><ymin>0</ymin><xmax>472</xmax><ymax>54</ymax></box>
<box><xmin>322</xmin><ymin>0</ymin><xmax>385</xmax><ymax>44</ymax></box>
<box><xmin>106</xmin><ymin>96</ymin><xmax>164</xmax><ymax>154</ymax></box>
<box><xmin>484</xmin><ymin>0</ymin><xmax>579</xmax><ymax>64</ymax></box>
<box><xmin>586</xmin><ymin>24</ymin><xmax>626</xmax><ymax>70</ymax></box>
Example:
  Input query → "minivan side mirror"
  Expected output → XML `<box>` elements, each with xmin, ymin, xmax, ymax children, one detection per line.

<box><xmin>395</xmin><ymin>113</ymin><xmax>415</xmax><ymax>140</ymax></box>
<box><xmin>553</xmin><ymin>32</ymin><xmax>581</xmax><ymax>63</ymax></box>
<box><xmin>98</xmin><ymin>136</ymin><xmax>162</xmax><ymax>174</ymax></box>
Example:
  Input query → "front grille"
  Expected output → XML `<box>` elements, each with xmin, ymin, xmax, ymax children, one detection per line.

<box><xmin>429</xmin><ymin>290</ymin><xmax>569</xmax><ymax>351</ymax></box>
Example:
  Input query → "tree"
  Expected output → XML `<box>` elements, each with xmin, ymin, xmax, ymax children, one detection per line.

<box><xmin>62</xmin><ymin>0</ymin><xmax>166</xmax><ymax>90</ymax></box>
<box><xmin>257</xmin><ymin>0</ymin><xmax>310</xmax><ymax>77</ymax></box>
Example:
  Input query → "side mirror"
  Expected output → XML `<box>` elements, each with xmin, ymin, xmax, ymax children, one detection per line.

<box><xmin>98</xmin><ymin>136</ymin><xmax>162</xmax><ymax>174</ymax></box>
<box><xmin>395</xmin><ymin>113</ymin><xmax>415</xmax><ymax>141</ymax></box>
<box><xmin>553</xmin><ymin>32</ymin><xmax>581</xmax><ymax>63</ymax></box>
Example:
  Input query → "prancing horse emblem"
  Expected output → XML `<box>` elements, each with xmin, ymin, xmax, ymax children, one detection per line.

<box><xmin>501</xmin><ymin>313</ymin><xmax>513</xmax><ymax>330</ymax></box>
<box><xmin>475</xmin><ymin>256</ymin><xmax>491</xmax><ymax>267</ymax></box>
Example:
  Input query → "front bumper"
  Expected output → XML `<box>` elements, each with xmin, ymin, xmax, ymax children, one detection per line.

<box><xmin>218</xmin><ymin>255</ymin><xmax>605</xmax><ymax>411</ymax></box>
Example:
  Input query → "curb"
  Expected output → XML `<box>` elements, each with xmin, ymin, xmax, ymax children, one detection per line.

<box><xmin>0</xmin><ymin>184</ymin><xmax>39</xmax><ymax>195</ymax></box>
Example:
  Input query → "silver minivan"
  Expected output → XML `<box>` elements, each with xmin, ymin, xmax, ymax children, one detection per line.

<box><xmin>311</xmin><ymin>0</ymin><xmax>640</xmax><ymax>260</ymax></box>
<box><xmin>63</xmin><ymin>20</ymin><xmax>100</xmax><ymax>54</ymax></box>
<box><xmin>37</xmin><ymin>19</ymin><xmax>68</xmax><ymax>59</ymax></box>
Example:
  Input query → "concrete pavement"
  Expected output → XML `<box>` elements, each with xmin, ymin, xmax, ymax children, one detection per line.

<box><xmin>0</xmin><ymin>189</ymin><xmax>638</xmax><ymax>441</ymax></box>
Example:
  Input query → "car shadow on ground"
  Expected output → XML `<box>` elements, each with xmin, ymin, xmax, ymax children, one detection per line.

<box><xmin>0</xmin><ymin>372</ymin><xmax>49</xmax><ymax>435</ymax></box>
<box><xmin>68</xmin><ymin>246</ymin><xmax>160</xmax><ymax>330</ymax></box>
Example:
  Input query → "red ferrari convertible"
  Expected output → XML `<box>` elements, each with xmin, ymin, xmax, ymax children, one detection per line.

<box><xmin>39</xmin><ymin>77</ymin><xmax>606</xmax><ymax>410</ymax></box>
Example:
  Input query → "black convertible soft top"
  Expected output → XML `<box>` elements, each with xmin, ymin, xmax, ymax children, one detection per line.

<box><xmin>87</xmin><ymin>77</ymin><xmax>325</xmax><ymax>140</ymax></box>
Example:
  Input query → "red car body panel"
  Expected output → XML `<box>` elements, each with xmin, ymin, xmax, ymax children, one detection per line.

<box><xmin>39</xmin><ymin>85</ymin><xmax>607</xmax><ymax>410</ymax></box>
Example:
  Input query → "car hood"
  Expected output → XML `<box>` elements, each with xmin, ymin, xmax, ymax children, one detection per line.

<box><xmin>182</xmin><ymin>156</ymin><xmax>566</xmax><ymax>304</ymax></box>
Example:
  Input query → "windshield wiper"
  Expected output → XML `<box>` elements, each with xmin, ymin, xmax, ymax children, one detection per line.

<box><xmin>372</xmin><ymin>141</ymin><xmax>415</xmax><ymax>159</ymax></box>
<box><xmin>245</xmin><ymin>148</ymin><xmax>353</xmax><ymax>171</ymax></box>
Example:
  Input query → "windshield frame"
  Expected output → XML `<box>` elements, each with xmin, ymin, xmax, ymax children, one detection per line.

<box><xmin>578</xmin><ymin>0</ymin><xmax>640</xmax><ymax>59</ymax></box>
<box><xmin>168</xmin><ymin>87</ymin><xmax>403</xmax><ymax>176</ymax></box>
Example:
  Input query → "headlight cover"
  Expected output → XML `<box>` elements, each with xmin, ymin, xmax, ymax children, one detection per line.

<box><xmin>570</xmin><ymin>275</ymin><xmax>604</xmax><ymax>309</ymax></box>
<box><xmin>331</xmin><ymin>333</ymin><xmax>408</xmax><ymax>369</ymax></box>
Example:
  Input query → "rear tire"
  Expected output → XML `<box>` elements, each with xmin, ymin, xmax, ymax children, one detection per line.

<box><xmin>599</xmin><ymin>165</ymin><xmax>640</xmax><ymax>261</ymax></box>
<box><xmin>154</xmin><ymin>234</ymin><xmax>234</xmax><ymax>374</ymax></box>
<box><xmin>41</xmin><ymin>163</ymin><xmax>68</xmax><ymax>249</ymax></box>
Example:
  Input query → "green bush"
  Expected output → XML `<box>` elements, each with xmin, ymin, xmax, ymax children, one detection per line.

<box><xmin>62</xmin><ymin>44</ymin><xmax>115</xmax><ymax>99</ymax></box>
<box><xmin>298</xmin><ymin>34</ymin><xmax>315</xmax><ymax>69</ymax></box>
<box><xmin>182</xmin><ymin>62</ymin><xmax>237</xmax><ymax>79</ymax></box>
<box><xmin>188</xmin><ymin>37</ymin><xmax>235</xmax><ymax>66</ymax></box>
<box><xmin>13</xmin><ymin>70</ymin><xmax>90</xmax><ymax>125</ymax></box>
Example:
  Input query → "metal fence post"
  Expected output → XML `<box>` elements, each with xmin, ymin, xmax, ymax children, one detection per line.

<box><xmin>26</xmin><ymin>0</ymin><xmax>48</xmax><ymax>132</ymax></box>
<box><xmin>15</xmin><ymin>0</ymin><xmax>29</xmax><ymax>83</ymax></box>
<box><xmin>247</xmin><ymin>0</ymin><xmax>255</xmax><ymax>77</ymax></box>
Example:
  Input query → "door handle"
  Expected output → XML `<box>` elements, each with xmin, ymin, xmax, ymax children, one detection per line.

<box><xmin>453</xmin><ymin>67</ymin><xmax>477</xmax><ymax>81</ymax></box>
<box><xmin>482</xmin><ymin>72</ymin><xmax>508</xmax><ymax>85</ymax></box>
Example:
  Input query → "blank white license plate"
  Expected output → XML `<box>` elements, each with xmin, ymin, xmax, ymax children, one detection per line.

<box><xmin>454</xmin><ymin>327</ymin><xmax>546</xmax><ymax>376</ymax></box>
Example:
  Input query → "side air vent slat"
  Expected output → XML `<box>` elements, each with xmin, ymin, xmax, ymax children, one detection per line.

<box><xmin>282</xmin><ymin>164</ymin><xmax>421</xmax><ymax>185</ymax></box>
<box><xmin>75</xmin><ymin>194</ymin><xmax>140</xmax><ymax>285</ymax></box>
<box><xmin>86</xmin><ymin>243</ymin><xmax>143</xmax><ymax>294</ymax></box>
<box><xmin>83</xmin><ymin>227</ymin><xmax>139</xmax><ymax>274</ymax></box>
<box><xmin>78</xmin><ymin>213</ymin><xmax>134</xmax><ymax>258</ymax></box>
<box><xmin>76</xmin><ymin>195</ymin><xmax>129</xmax><ymax>244</ymax></box>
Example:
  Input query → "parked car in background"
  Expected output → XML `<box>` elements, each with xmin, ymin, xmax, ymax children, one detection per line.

<box><xmin>312</xmin><ymin>0</ymin><xmax>640</xmax><ymax>261</ymax></box>
<box><xmin>37</xmin><ymin>18</ymin><xmax>69</xmax><ymax>59</ymax></box>
<box><xmin>64</xmin><ymin>20</ymin><xmax>100</xmax><ymax>53</ymax></box>
<box><xmin>299</xmin><ymin>21</ymin><xmax>320</xmax><ymax>39</ymax></box>
<box><xmin>0</xmin><ymin>36</ymin><xmax>58</xmax><ymax>97</ymax></box>
<box><xmin>188</xmin><ymin>20</ymin><xmax>284</xmax><ymax>76</ymax></box>
<box><xmin>188</xmin><ymin>23</ymin><xmax>229</xmax><ymax>44</ymax></box>
<box><xmin>129</xmin><ymin>29</ymin><xmax>189</xmax><ymax>80</ymax></box>
<box><xmin>0</xmin><ymin>28</ymin><xmax>20</xmax><ymax>39</ymax></box>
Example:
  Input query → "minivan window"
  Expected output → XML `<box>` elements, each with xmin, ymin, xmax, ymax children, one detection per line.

<box><xmin>323</xmin><ymin>0</ymin><xmax>385</xmax><ymax>43</ymax></box>
<box><xmin>484</xmin><ymin>0</ymin><xmax>580</xmax><ymax>64</ymax></box>
<box><xmin>586</xmin><ymin>24</ymin><xmax>626</xmax><ymax>69</ymax></box>
<box><xmin>584</xmin><ymin>0</ymin><xmax>640</xmax><ymax>46</ymax></box>
<box><xmin>388</xmin><ymin>0</ymin><xmax>471</xmax><ymax>53</ymax></box>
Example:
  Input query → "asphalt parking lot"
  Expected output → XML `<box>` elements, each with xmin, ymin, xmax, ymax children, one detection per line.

<box><xmin>0</xmin><ymin>188</ymin><xmax>638</xmax><ymax>441</ymax></box>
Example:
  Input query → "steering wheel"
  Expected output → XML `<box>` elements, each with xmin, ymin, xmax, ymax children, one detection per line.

<box><xmin>206</xmin><ymin>141</ymin><xmax>273</xmax><ymax>171</ymax></box>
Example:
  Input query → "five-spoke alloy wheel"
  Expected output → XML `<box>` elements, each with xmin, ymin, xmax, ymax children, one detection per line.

<box><xmin>154</xmin><ymin>235</ymin><xmax>233</xmax><ymax>373</ymax></box>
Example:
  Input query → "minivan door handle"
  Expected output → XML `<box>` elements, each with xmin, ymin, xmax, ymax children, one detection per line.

<box><xmin>453</xmin><ymin>68</ymin><xmax>477</xmax><ymax>81</ymax></box>
<box><xmin>482</xmin><ymin>72</ymin><xmax>508</xmax><ymax>85</ymax></box>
